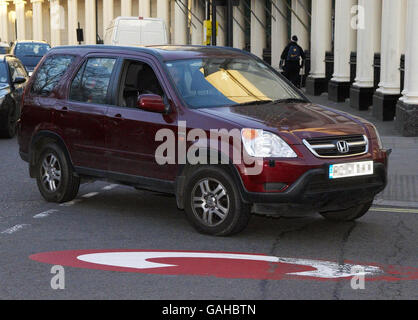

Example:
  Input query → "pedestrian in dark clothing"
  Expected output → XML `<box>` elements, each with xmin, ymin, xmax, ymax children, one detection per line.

<box><xmin>280</xmin><ymin>35</ymin><xmax>306</xmax><ymax>88</ymax></box>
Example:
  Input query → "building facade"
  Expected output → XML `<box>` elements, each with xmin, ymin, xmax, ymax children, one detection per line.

<box><xmin>0</xmin><ymin>0</ymin><xmax>416</xmax><ymax>136</ymax></box>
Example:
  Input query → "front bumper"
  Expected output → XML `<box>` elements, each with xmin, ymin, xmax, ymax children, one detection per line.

<box><xmin>238</xmin><ymin>162</ymin><xmax>387</xmax><ymax>213</ymax></box>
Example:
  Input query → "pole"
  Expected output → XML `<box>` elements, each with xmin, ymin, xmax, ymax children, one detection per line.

<box><xmin>211</xmin><ymin>0</ymin><xmax>216</xmax><ymax>46</ymax></box>
<box><xmin>226</xmin><ymin>0</ymin><xmax>233</xmax><ymax>47</ymax></box>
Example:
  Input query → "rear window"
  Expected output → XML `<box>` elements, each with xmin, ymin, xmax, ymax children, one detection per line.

<box><xmin>31</xmin><ymin>55</ymin><xmax>74</xmax><ymax>96</ymax></box>
<box><xmin>15</xmin><ymin>43</ymin><xmax>50</xmax><ymax>57</ymax></box>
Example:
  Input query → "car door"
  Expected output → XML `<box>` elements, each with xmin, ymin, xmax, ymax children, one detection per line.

<box><xmin>7</xmin><ymin>57</ymin><xmax>28</xmax><ymax>116</ymax></box>
<box><xmin>104</xmin><ymin>55</ymin><xmax>178</xmax><ymax>182</ymax></box>
<box><xmin>56</xmin><ymin>55</ymin><xmax>119</xmax><ymax>171</ymax></box>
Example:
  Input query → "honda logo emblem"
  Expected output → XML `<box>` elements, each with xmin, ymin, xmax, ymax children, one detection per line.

<box><xmin>336</xmin><ymin>141</ymin><xmax>350</xmax><ymax>154</ymax></box>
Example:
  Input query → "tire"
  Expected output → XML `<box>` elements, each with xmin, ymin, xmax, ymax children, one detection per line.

<box><xmin>35</xmin><ymin>143</ymin><xmax>80</xmax><ymax>203</ymax></box>
<box><xmin>0</xmin><ymin>106</ymin><xmax>17</xmax><ymax>138</ymax></box>
<box><xmin>184</xmin><ymin>166</ymin><xmax>251</xmax><ymax>236</ymax></box>
<box><xmin>319</xmin><ymin>201</ymin><xmax>373</xmax><ymax>222</ymax></box>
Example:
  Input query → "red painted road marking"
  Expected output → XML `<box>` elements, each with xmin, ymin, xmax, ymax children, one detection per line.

<box><xmin>29</xmin><ymin>249</ymin><xmax>418</xmax><ymax>281</ymax></box>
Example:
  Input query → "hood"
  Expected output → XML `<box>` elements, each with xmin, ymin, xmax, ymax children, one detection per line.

<box><xmin>196</xmin><ymin>102</ymin><xmax>368</xmax><ymax>143</ymax></box>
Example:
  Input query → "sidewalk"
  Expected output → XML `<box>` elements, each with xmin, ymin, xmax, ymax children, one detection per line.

<box><xmin>304</xmin><ymin>90</ymin><xmax>418</xmax><ymax>208</ymax></box>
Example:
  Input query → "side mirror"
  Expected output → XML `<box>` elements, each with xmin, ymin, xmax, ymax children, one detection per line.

<box><xmin>137</xmin><ymin>94</ymin><xmax>170</xmax><ymax>114</ymax></box>
<box><xmin>13</xmin><ymin>77</ymin><xmax>26</xmax><ymax>85</ymax></box>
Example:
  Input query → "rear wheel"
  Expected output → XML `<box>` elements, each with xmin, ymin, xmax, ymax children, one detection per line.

<box><xmin>36</xmin><ymin>143</ymin><xmax>80</xmax><ymax>203</ymax></box>
<box><xmin>319</xmin><ymin>201</ymin><xmax>373</xmax><ymax>222</ymax></box>
<box><xmin>184</xmin><ymin>166</ymin><xmax>251</xmax><ymax>236</ymax></box>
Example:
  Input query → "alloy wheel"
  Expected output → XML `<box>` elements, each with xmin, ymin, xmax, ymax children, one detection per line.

<box><xmin>191</xmin><ymin>178</ymin><xmax>230</xmax><ymax>227</ymax></box>
<box><xmin>40</xmin><ymin>153</ymin><xmax>62</xmax><ymax>192</ymax></box>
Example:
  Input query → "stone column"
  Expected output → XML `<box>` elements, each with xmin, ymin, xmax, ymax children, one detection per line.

<box><xmin>157</xmin><ymin>0</ymin><xmax>170</xmax><ymax>42</ymax></box>
<box><xmin>0</xmin><ymin>0</ymin><xmax>9</xmax><ymax>43</ymax></box>
<box><xmin>350</xmin><ymin>0</ymin><xmax>382</xmax><ymax>110</ymax></box>
<box><xmin>250</xmin><ymin>0</ymin><xmax>266</xmax><ymax>59</ymax></box>
<box><xmin>396</xmin><ymin>0</ymin><xmax>418</xmax><ymax>136</ymax></box>
<box><xmin>233</xmin><ymin>0</ymin><xmax>245</xmax><ymax>50</ymax></box>
<box><xmin>271</xmin><ymin>0</ymin><xmax>288</xmax><ymax>70</ymax></box>
<box><xmin>85</xmin><ymin>0</ymin><xmax>96</xmax><ymax>44</ymax></box>
<box><xmin>14</xmin><ymin>0</ymin><xmax>26</xmax><ymax>40</ymax></box>
<box><xmin>291</xmin><ymin>0</ymin><xmax>309</xmax><ymax>50</ymax></box>
<box><xmin>191</xmin><ymin>0</ymin><xmax>203</xmax><ymax>45</ymax></box>
<box><xmin>67</xmin><ymin>0</ymin><xmax>78</xmax><ymax>45</ymax></box>
<box><xmin>306</xmin><ymin>0</ymin><xmax>332</xmax><ymax>96</ymax></box>
<box><xmin>373</xmin><ymin>0</ymin><xmax>407</xmax><ymax>121</ymax></box>
<box><xmin>139</xmin><ymin>0</ymin><xmax>150</xmax><ymax>17</ymax></box>
<box><xmin>49</xmin><ymin>0</ymin><xmax>61</xmax><ymax>46</ymax></box>
<box><xmin>328</xmin><ymin>0</ymin><xmax>357</xmax><ymax>102</ymax></box>
<box><xmin>103</xmin><ymin>0</ymin><xmax>114</xmax><ymax>37</ymax></box>
<box><xmin>173</xmin><ymin>0</ymin><xmax>187</xmax><ymax>44</ymax></box>
<box><xmin>121</xmin><ymin>0</ymin><xmax>132</xmax><ymax>16</ymax></box>
<box><xmin>31</xmin><ymin>0</ymin><xmax>44</xmax><ymax>41</ymax></box>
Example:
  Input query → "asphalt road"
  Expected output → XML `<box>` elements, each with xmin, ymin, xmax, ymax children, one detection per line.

<box><xmin>0</xmin><ymin>136</ymin><xmax>417</xmax><ymax>300</ymax></box>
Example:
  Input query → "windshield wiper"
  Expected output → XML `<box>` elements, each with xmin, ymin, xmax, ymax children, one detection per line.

<box><xmin>273</xmin><ymin>98</ymin><xmax>308</xmax><ymax>104</ymax></box>
<box><xmin>230</xmin><ymin>100</ymin><xmax>273</xmax><ymax>107</ymax></box>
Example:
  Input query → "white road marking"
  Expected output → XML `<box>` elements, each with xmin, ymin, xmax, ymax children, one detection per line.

<box><xmin>33</xmin><ymin>209</ymin><xmax>59</xmax><ymax>219</ymax></box>
<box><xmin>82</xmin><ymin>192</ymin><xmax>99</xmax><ymax>199</ymax></box>
<box><xmin>102</xmin><ymin>184</ymin><xmax>119</xmax><ymax>191</ymax></box>
<box><xmin>370</xmin><ymin>206</ymin><xmax>418</xmax><ymax>214</ymax></box>
<box><xmin>1</xmin><ymin>224</ymin><xmax>30</xmax><ymax>234</ymax></box>
<box><xmin>59</xmin><ymin>199</ymin><xmax>82</xmax><ymax>207</ymax></box>
<box><xmin>77</xmin><ymin>251</ymin><xmax>382</xmax><ymax>279</ymax></box>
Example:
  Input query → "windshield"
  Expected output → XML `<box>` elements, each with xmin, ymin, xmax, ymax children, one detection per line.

<box><xmin>0</xmin><ymin>63</ymin><xmax>8</xmax><ymax>83</ymax></box>
<box><xmin>165</xmin><ymin>57</ymin><xmax>304</xmax><ymax>109</ymax></box>
<box><xmin>15</xmin><ymin>43</ymin><xmax>50</xmax><ymax>57</ymax></box>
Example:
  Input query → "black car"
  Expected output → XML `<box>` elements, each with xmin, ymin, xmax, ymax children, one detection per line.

<box><xmin>10</xmin><ymin>41</ymin><xmax>50</xmax><ymax>76</ymax></box>
<box><xmin>0</xmin><ymin>55</ymin><xmax>28</xmax><ymax>138</ymax></box>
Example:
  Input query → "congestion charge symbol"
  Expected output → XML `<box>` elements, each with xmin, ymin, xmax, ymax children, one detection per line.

<box><xmin>29</xmin><ymin>249</ymin><xmax>418</xmax><ymax>281</ymax></box>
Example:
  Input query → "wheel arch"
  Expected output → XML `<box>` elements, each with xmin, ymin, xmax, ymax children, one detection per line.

<box><xmin>174</xmin><ymin>148</ymin><xmax>246</xmax><ymax>210</ymax></box>
<box><xmin>28</xmin><ymin>131</ymin><xmax>74</xmax><ymax>178</ymax></box>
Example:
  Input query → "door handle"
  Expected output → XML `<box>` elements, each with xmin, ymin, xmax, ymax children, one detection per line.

<box><xmin>114</xmin><ymin>113</ymin><xmax>122</xmax><ymax>118</ymax></box>
<box><xmin>61</xmin><ymin>106</ymin><xmax>68</xmax><ymax>111</ymax></box>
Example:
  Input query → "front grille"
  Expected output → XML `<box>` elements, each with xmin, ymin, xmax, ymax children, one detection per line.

<box><xmin>303</xmin><ymin>135</ymin><xmax>368</xmax><ymax>158</ymax></box>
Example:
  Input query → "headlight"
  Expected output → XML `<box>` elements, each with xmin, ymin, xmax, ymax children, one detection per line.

<box><xmin>369</xmin><ymin>124</ymin><xmax>383</xmax><ymax>149</ymax></box>
<box><xmin>241</xmin><ymin>128</ymin><xmax>297</xmax><ymax>158</ymax></box>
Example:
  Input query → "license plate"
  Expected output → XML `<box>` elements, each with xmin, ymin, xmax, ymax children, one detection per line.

<box><xmin>329</xmin><ymin>161</ymin><xmax>374</xmax><ymax>179</ymax></box>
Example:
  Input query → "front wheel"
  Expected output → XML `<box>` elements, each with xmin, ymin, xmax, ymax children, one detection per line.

<box><xmin>184</xmin><ymin>166</ymin><xmax>251</xmax><ymax>236</ymax></box>
<box><xmin>36</xmin><ymin>143</ymin><xmax>80</xmax><ymax>203</ymax></box>
<box><xmin>319</xmin><ymin>201</ymin><xmax>373</xmax><ymax>222</ymax></box>
<box><xmin>0</xmin><ymin>106</ymin><xmax>17</xmax><ymax>138</ymax></box>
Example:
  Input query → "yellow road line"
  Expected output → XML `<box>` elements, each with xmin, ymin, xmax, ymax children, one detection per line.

<box><xmin>370</xmin><ymin>207</ymin><xmax>418</xmax><ymax>214</ymax></box>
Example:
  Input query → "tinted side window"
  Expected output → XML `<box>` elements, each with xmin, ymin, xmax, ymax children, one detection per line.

<box><xmin>69</xmin><ymin>57</ymin><xmax>116</xmax><ymax>104</ymax></box>
<box><xmin>9</xmin><ymin>59</ymin><xmax>27</xmax><ymax>79</ymax></box>
<box><xmin>31</xmin><ymin>55</ymin><xmax>74</xmax><ymax>96</ymax></box>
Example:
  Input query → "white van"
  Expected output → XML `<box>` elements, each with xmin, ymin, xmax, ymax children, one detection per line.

<box><xmin>104</xmin><ymin>16</ymin><xmax>168</xmax><ymax>46</ymax></box>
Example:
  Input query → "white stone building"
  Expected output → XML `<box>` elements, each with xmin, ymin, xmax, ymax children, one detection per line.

<box><xmin>0</xmin><ymin>0</ymin><xmax>416</xmax><ymax>136</ymax></box>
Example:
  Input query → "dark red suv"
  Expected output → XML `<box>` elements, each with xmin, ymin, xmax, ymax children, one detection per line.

<box><xmin>18</xmin><ymin>45</ymin><xmax>389</xmax><ymax>236</ymax></box>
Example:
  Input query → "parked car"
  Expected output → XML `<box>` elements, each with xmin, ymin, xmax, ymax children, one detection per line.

<box><xmin>0</xmin><ymin>42</ymin><xmax>10</xmax><ymax>54</ymax></box>
<box><xmin>104</xmin><ymin>16</ymin><xmax>168</xmax><ymax>46</ymax></box>
<box><xmin>18</xmin><ymin>45</ymin><xmax>389</xmax><ymax>236</ymax></box>
<box><xmin>10</xmin><ymin>40</ymin><xmax>50</xmax><ymax>76</ymax></box>
<box><xmin>0</xmin><ymin>54</ymin><xmax>28</xmax><ymax>138</ymax></box>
